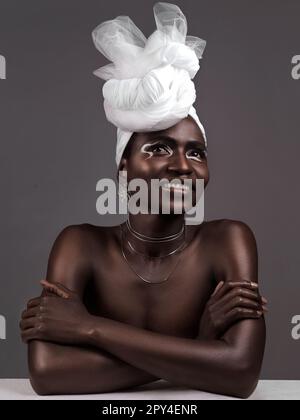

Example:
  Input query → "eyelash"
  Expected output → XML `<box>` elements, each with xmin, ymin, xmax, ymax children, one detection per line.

<box><xmin>148</xmin><ymin>143</ymin><xmax>207</xmax><ymax>160</ymax></box>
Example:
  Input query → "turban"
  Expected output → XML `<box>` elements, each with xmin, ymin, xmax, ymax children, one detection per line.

<box><xmin>92</xmin><ymin>2</ymin><xmax>207</xmax><ymax>167</ymax></box>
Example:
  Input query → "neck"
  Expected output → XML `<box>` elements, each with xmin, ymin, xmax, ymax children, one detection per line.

<box><xmin>128</xmin><ymin>213</ymin><xmax>185</xmax><ymax>237</ymax></box>
<box><xmin>123</xmin><ymin>213</ymin><xmax>187</xmax><ymax>258</ymax></box>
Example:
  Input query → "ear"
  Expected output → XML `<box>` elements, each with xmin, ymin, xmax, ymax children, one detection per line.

<box><xmin>116</xmin><ymin>157</ymin><xmax>128</xmax><ymax>180</ymax></box>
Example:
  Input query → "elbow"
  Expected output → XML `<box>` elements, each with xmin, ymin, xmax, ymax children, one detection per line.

<box><xmin>227</xmin><ymin>359</ymin><xmax>261</xmax><ymax>399</ymax></box>
<box><xmin>29</xmin><ymin>364</ymin><xmax>53</xmax><ymax>396</ymax></box>
<box><xmin>28</xmin><ymin>347</ymin><xmax>55</xmax><ymax>396</ymax></box>
<box><xmin>229</xmin><ymin>377</ymin><xmax>258</xmax><ymax>400</ymax></box>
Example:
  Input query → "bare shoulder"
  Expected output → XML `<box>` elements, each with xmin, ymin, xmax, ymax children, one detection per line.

<box><xmin>199</xmin><ymin>219</ymin><xmax>258</xmax><ymax>282</ymax></box>
<box><xmin>45</xmin><ymin>223</ymin><xmax>109</xmax><ymax>294</ymax></box>
<box><xmin>53</xmin><ymin>222</ymin><xmax>116</xmax><ymax>248</ymax></box>
<box><xmin>51</xmin><ymin>223</ymin><xmax>98</xmax><ymax>253</ymax></box>
<box><xmin>49</xmin><ymin>223</ymin><xmax>121</xmax><ymax>265</ymax></box>
<box><xmin>200</xmin><ymin>218</ymin><xmax>257</xmax><ymax>245</ymax></box>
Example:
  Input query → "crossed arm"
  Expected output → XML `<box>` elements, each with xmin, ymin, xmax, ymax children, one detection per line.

<box><xmin>22</xmin><ymin>221</ymin><xmax>266</xmax><ymax>398</ymax></box>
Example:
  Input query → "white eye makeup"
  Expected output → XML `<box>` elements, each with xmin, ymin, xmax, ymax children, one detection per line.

<box><xmin>140</xmin><ymin>141</ymin><xmax>207</xmax><ymax>162</ymax></box>
<box><xmin>186</xmin><ymin>149</ymin><xmax>208</xmax><ymax>162</ymax></box>
<box><xmin>141</xmin><ymin>142</ymin><xmax>173</xmax><ymax>159</ymax></box>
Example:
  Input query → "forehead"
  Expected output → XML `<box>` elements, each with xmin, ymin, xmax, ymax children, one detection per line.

<box><xmin>134</xmin><ymin>116</ymin><xmax>205</xmax><ymax>148</ymax></box>
<box><xmin>164</xmin><ymin>116</ymin><xmax>205</xmax><ymax>142</ymax></box>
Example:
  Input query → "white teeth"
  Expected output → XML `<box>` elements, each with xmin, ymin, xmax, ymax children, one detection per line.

<box><xmin>162</xmin><ymin>183</ymin><xmax>191</xmax><ymax>191</ymax></box>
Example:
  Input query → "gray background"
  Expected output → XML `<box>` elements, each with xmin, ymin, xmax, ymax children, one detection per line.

<box><xmin>0</xmin><ymin>0</ymin><xmax>299</xmax><ymax>378</ymax></box>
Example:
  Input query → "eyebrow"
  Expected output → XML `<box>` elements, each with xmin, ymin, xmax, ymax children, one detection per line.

<box><xmin>149</xmin><ymin>134</ymin><xmax>207</xmax><ymax>151</ymax></box>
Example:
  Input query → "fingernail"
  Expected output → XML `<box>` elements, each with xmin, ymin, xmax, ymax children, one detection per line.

<box><xmin>257</xmin><ymin>310</ymin><xmax>262</xmax><ymax>316</ymax></box>
<box><xmin>251</xmin><ymin>282</ymin><xmax>258</xmax><ymax>288</ymax></box>
<box><xmin>262</xmin><ymin>305</ymin><xmax>268</xmax><ymax>312</ymax></box>
<box><xmin>211</xmin><ymin>281</ymin><xmax>224</xmax><ymax>296</ymax></box>
<box><xmin>261</xmin><ymin>297</ymin><xmax>268</xmax><ymax>304</ymax></box>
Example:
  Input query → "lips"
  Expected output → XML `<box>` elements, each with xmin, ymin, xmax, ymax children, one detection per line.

<box><xmin>161</xmin><ymin>182</ymin><xmax>192</xmax><ymax>194</ymax></box>
<box><xmin>161</xmin><ymin>180</ymin><xmax>195</xmax><ymax>193</ymax></box>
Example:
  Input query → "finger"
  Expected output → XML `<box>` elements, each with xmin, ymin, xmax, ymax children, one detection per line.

<box><xmin>240</xmin><ymin>289</ymin><xmax>260</xmax><ymax>300</ymax></box>
<box><xmin>261</xmin><ymin>296</ymin><xmax>268</xmax><ymax>304</ymax></box>
<box><xmin>210</xmin><ymin>281</ymin><xmax>228</xmax><ymax>302</ymax></box>
<box><xmin>41</xmin><ymin>287</ymin><xmax>59</xmax><ymax>298</ymax></box>
<box><xmin>40</xmin><ymin>280</ymin><xmax>61</xmax><ymax>295</ymax></box>
<box><xmin>40</xmin><ymin>279</ymin><xmax>70</xmax><ymax>299</ymax></box>
<box><xmin>41</xmin><ymin>283</ymin><xmax>68</xmax><ymax>299</ymax></box>
<box><xmin>211</xmin><ymin>287</ymin><xmax>260</xmax><ymax>310</ymax></box>
<box><xmin>227</xmin><ymin>281</ymin><xmax>259</xmax><ymax>291</ymax></box>
<box><xmin>27</xmin><ymin>297</ymin><xmax>41</xmax><ymax>309</ymax></box>
<box><xmin>223</xmin><ymin>297</ymin><xmax>263</xmax><ymax>314</ymax></box>
<box><xmin>41</xmin><ymin>279</ymin><xmax>74</xmax><ymax>298</ymax></box>
<box><xmin>19</xmin><ymin>317</ymin><xmax>36</xmax><ymax>331</ymax></box>
<box><xmin>21</xmin><ymin>328</ymin><xmax>39</xmax><ymax>343</ymax></box>
<box><xmin>22</xmin><ymin>307</ymin><xmax>39</xmax><ymax>319</ymax></box>
<box><xmin>226</xmin><ymin>307</ymin><xmax>263</xmax><ymax>324</ymax></box>
<box><xmin>212</xmin><ymin>281</ymin><xmax>259</xmax><ymax>301</ymax></box>
<box><xmin>211</xmin><ymin>281</ymin><xmax>224</xmax><ymax>297</ymax></box>
<box><xmin>228</xmin><ymin>287</ymin><xmax>260</xmax><ymax>302</ymax></box>
<box><xmin>53</xmin><ymin>281</ymin><xmax>76</xmax><ymax>297</ymax></box>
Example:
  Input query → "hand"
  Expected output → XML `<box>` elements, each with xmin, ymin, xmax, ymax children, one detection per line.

<box><xmin>20</xmin><ymin>280</ymin><xmax>93</xmax><ymax>345</ymax></box>
<box><xmin>197</xmin><ymin>280</ymin><xmax>268</xmax><ymax>340</ymax></box>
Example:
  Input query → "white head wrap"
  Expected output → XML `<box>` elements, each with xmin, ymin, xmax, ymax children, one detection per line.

<box><xmin>92</xmin><ymin>2</ymin><xmax>207</xmax><ymax>167</ymax></box>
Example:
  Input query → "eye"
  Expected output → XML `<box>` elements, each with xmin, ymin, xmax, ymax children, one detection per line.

<box><xmin>186</xmin><ymin>149</ymin><xmax>207</xmax><ymax>162</ymax></box>
<box><xmin>148</xmin><ymin>143</ymin><xmax>172</xmax><ymax>155</ymax></box>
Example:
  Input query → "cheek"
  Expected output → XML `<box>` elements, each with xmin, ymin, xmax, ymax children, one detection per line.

<box><xmin>203</xmin><ymin>166</ymin><xmax>210</xmax><ymax>187</ymax></box>
<box><xmin>126</xmin><ymin>162</ymin><xmax>150</xmax><ymax>185</ymax></box>
<box><xmin>195</xmin><ymin>164</ymin><xmax>209</xmax><ymax>186</ymax></box>
<box><xmin>128</xmin><ymin>156</ymin><xmax>166</xmax><ymax>180</ymax></box>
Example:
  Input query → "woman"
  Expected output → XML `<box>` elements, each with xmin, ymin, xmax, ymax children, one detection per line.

<box><xmin>19</xmin><ymin>3</ymin><xmax>267</xmax><ymax>398</ymax></box>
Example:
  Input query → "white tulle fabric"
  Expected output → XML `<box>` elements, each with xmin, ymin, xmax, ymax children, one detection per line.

<box><xmin>92</xmin><ymin>2</ymin><xmax>207</xmax><ymax>167</ymax></box>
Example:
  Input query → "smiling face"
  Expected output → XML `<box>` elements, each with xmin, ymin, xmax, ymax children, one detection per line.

<box><xmin>118</xmin><ymin>116</ymin><xmax>210</xmax><ymax>214</ymax></box>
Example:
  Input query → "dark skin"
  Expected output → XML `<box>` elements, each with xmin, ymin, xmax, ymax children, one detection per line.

<box><xmin>20</xmin><ymin>116</ymin><xmax>267</xmax><ymax>398</ymax></box>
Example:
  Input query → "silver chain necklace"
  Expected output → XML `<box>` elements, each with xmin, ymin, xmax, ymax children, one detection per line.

<box><xmin>126</xmin><ymin>217</ymin><xmax>185</xmax><ymax>242</ymax></box>
<box><xmin>120</xmin><ymin>221</ymin><xmax>187</xmax><ymax>284</ymax></box>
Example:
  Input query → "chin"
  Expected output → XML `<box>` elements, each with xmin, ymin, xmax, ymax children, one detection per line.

<box><xmin>159</xmin><ymin>197</ymin><xmax>195</xmax><ymax>215</ymax></box>
<box><xmin>147</xmin><ymin>190</ymin><xmax>197</xmax><ymax>215</ymax></box>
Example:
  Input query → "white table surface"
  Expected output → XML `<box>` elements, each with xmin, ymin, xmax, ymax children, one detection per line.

<box><xmin>0</xmin><ymin>379</ymin><xmax>299</xmax><ymax>400</ymax></box>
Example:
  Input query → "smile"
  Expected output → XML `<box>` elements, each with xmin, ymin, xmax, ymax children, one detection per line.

<box><xmin>161</xmin><ymin>183</ymin><xmax>191</xmax><ymax>193</ymax></box>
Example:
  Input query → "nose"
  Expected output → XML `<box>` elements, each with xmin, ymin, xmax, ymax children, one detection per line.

<box><xmin>167</xmin><ymin>150</ymin><xmax>192</xmax><ymax>176</ymax></box>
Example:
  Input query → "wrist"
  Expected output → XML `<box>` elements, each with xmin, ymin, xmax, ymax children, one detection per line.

<box><xmin>82</xmin><ymin>315</ymin><xmax>106</xmax><ymax>347</ymax></box>
<box><xmin>198</xmin><ymin>319</ymin><xmax>218</xmax><ymax>341</ymax></box>
<box><xmin>199</xmin><ymin>330</ymin><xmax>217</xmax><ymax>340</ymax></box>
<box><xmin>78</xmin><ymin>315</ymin><xmax>97</xmax><ymax>345</ymax></box>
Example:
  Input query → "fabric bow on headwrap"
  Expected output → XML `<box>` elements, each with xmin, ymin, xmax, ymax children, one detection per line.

<box><xmin>92</xmin><ymin>2</ymin><xmax>207</xmax><ymax>167</ymax></box>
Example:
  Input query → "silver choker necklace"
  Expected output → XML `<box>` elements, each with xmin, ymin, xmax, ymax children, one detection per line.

<box><xmin>126</xmin><ymin>217</ymin><xmax>185</xmax><ymax>243</ymax></box>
